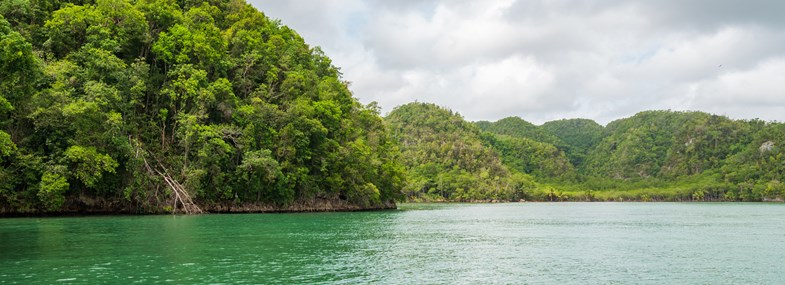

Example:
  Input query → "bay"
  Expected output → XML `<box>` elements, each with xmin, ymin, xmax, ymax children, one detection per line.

<box><xmin>2</xmin><ymin>203</ymin><xmax>785</xmax><ymax>284</ymax></box>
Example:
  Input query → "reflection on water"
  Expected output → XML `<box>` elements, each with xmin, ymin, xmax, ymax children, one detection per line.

<box><xmin>2</xmin><ymin>203</ymin><xmax>785</xmax><ymax>284</ymax></box>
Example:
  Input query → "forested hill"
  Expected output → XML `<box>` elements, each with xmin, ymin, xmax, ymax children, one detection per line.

<box><xmin>0</xmin><ymin>0</ymin><xmax>405</xmax><ymax>214</ymax></box>
<box><xmin>2</xmin><ymin>2</ymin><xmax>782</xmax><ymax>214</ymax></box>
<box><xmin>394</xmin><ymin>103</ymin><xmax>785</xmax><ymax>202</ymax></box>
<box><xmin>488</xmin><ymin>110</ymin><xmax>785</xmax><ymax>201</ymax></box>
<box><xmin>386</xmin><ymin>103</ymin><xmax>535</xmax><ymax>201</ymax></box>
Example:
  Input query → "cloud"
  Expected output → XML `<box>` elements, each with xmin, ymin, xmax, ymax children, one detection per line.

<box><xmin>250</xmin><ymin>0</ymin><xmax>785</xmax><ymax>124</ymax></box>
<box><xmin>465</xmin><ymin>55</ymin><xmax>561</xmax><ymax>117</ymax></box>
<box><xmin>689</xmin><ymin>57</ymin><xmax>785</xmax><ymax>118</ymax></box>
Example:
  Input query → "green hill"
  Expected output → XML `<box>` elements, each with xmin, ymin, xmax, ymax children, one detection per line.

<box><xmin>3</xmin><ymin>1</ymin><xmax>782</xmax><ymax>211</ymax></box>
<box><xmin>540</xmin><ymin>118</ymin><xmax>604</xmax><ymax>167</ymax></box>
<box><xmin>476</xmin><ymin>117</ymin><xmax>575</xmax><ymax>179</ymax></box>
<box><xmin>0</xmin><ymin>0</ymin><xmax>404</xmax><ymax>214</ymax></box>
<box><xmin>386</xmin><ymin>103</ymin><xmax>535</xmax><ymax>201</ymax></box>
<box><xmin>467</xmin><ymin>110</ymin><xmax>783</xmax><ymax>201</ymax></box>
<box><xmin>583</xmin><ymin>111</ymin><xmax>756</xmax><ymax>179</ymax></box>
<box><xmin>479</xmin><ymin>133</ymin><xmax>575</xmax><ymax>179</ymax></box>
<box><xmin>476</xmin><ymin>116</ymin><xmax>563</xmax><ymax>146</ymax></box>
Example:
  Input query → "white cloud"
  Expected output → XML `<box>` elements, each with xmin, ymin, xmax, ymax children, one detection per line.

<box><xmin>688</xmin><ymin>57</ymin><xmax>785</xmax><ymax>120</ymax></box>
<box><xmin>250</xmin><ymin>0</ymin><xmax>785</xmax><ymax>125</ymax></box>
<box><xmin>465</xmin><ymin>55</ymin><xmax>557</xmax><ymax>119</ymax></box>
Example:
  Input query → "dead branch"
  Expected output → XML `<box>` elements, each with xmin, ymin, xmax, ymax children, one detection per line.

<box><xmin>131</xmin><ymin>136</ymin><xmax>203</xmax><ymax>215</ymax></box>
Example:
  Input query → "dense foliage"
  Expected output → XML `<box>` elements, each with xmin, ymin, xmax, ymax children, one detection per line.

<box><xmin>480</xmin><ymin>133</ymin><xmax>575</xmax><ymax>179</ymax></box>
<box><xmin>477</xmin><ymin>116</ymin><xmax>563</xmax><ymax>147</ymax></box>
<box><xmin>2</xmin><ymin>1</ymin><xmax>783</xmax><ymax>212</ymax></box>
<box><xmin>540</xmin><ymin>118</ymin><xmax>603</xmax><ymax>166</ymax></box>
<box><xmin>583</xmin><ymin>111</ymin><xmax>756</xmax><ymax>179</ymax></box>
<box><xmin>475</xmin><ymin>116</ymin><xmax>576</xmax><ymax>182</ymax></box>
<box><xmin>0</xmin><ymin>0</ymin><xmax>404</xmax><ymax>214</ymax></box>
<box><xmin>386</xmin><ymin>103</ymin><xmax>535</xmax><ymax>201</ymax></box>
<box><xmin>397</xmin><ymin>104</ymin><xmax>784</xmax><ymax>202</ymax></box>
<box><xmin>476</xmin><ymin>110</ymin><xmax>785</xmax><ymax>202</ymax></box>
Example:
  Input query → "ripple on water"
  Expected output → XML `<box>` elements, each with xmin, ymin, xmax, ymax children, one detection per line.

<box><xmin>1</xmin><ymin>203</ymin><xmax>785</xmax><ymax>284</ymax></box>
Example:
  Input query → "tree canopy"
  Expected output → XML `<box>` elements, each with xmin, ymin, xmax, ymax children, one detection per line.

<box><xmin>386</xmin><ymin>103</ymin><xmax>535</xmax><ymax>202</ymax></box>
<box><xmin>475</xmin><ymin>110</ymin><xmax>784</xmax><ymax>201</ymax></box>
<box><xmin>2</xmin><ymin>1</ymin><xmax>783</xmax><ymax>213</ymax></box>
<box><xmin>0</xmin><ymin>0</ymin><xmax>404</xmax><ymax>214</ymax></box>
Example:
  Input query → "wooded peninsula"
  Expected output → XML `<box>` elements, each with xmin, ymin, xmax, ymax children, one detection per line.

<box><xmin>1</xmin><ymin>0</ymin><xmax>783</xmax><ymax>214</ymax></box>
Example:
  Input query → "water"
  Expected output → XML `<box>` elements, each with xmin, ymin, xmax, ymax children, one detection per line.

<box><xmin>2</xmin><ymin>203</ymin><xmax>785</xmax><ymax>284</ymax></box>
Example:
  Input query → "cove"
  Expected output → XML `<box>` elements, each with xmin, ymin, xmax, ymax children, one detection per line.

<box><xmin>2</xmin><ymin>202</ymin><xmax>785</xmax><ymax>284</ymax></box>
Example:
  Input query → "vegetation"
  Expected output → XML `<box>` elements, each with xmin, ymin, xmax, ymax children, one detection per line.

<box><xmin>386</xmin><ymin>103</ymin><xmax>535</xmax><ymax>202</ymax></box>
<box><xmin>477</xmin><ymin>116</ymin><xmax>563</xmax><ymax>147</ymax></box>
<box><xmin>480</xmin><ymin>133</ymin><xmax>575</xmax><ymax>179</ymax></box>
<box><xmin>540</xmin><ymin>118</ymin><xmax>603</xmax><ymax>166</ymax></box>
<box><xmin>479</xmin><ymin>110</ymin><xmax>784</xmax><ymax>201</ymax></box>
<box><xmin>2</xmin><ymin>1</ymin><xmax>783</xmax><ymax>214</ymax></box>
<box><xmin>395</xmin><ymin>104</ymin><xmax>784</xmax><ymax>202</ymax></box>
<box><xmin>0</xmin><ymin>0</ymin><xmax>405</xmax><ymax>214</ymax></box>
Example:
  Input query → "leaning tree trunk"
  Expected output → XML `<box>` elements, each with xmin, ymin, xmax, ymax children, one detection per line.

<box><xmin>132</xmin><ymin>137</ymin><xmax>203</xmax><ymax>214</ymax></box>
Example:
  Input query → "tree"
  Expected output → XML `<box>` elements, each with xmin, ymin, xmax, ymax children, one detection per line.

<box><xmin>1</xmin><ymin>0</ymin><xmax>406</xmax><ymax>213</ymax></box>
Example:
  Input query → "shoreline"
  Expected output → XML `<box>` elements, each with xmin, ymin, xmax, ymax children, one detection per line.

<box><xmin>4</xmin><ymin>199</ymin><xmax>781</xmax><ymax>217</ymax></box>
<box><xmin>0</xmin><ymin>199</ymin><xmax>397</xmax><ymax>218</ymax></box>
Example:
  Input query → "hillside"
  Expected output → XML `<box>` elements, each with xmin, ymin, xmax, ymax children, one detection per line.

<box><xmin>2</xmin><ymin>1</ymin><xmax>782</xmax><ymax>211</ymax></box>
<box><xmin>386</xmin><ymin>102</ymin><xmax>784</xmax><ymax>202</ymax></box>
<box><xmin>477</xmin><ymin>116</ymin><xmax>563</xmax><ymax>146</ymax></box>
<box><xmin>540</xmin><ymin>118</ymin><xmax>604</xmax><ymax>166</ymax></box>
<box><xmin>479</xmin><ymin>133</ymin><xmax>575</xmax><ymax>179</ymax></box>
<box><xmin>476</xmin><ymin>117</ymin><xmax>576</xmax><ymax>180</ymax></box>
<box><xmin>0</xmin><ymin>0</ymin><xmax>404</xmax><ymax>214</ymax></box>
<box><xmin>386</xmin><ymin>103</ymin><xmax>535</xmax><ymax>201</ymax></box>
<box><xmin>475</xmin><ymin>110</ymin><xmax>785</xmax><ymax>201</ymax></box>
<box><xmin>581</xmin><ymin>111</ymin><xmax>759</xmax><ymax>179</ymax></box>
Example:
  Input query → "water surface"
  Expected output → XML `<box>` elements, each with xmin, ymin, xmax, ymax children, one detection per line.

<box><xmin>2</xmin><ymin>203</ymin><xmax>784</xmax><ymax>284</ymax></box>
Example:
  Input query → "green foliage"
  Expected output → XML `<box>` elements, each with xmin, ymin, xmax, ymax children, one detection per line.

<box><xmin>38</xmin><ymin>169</ymin><xmax>69</xmax><ymax>210</ymax></box>
<box><xmin>387</xmin><ymin>103</ymin><xmax>534</xmax><ymax>201</ymax></box>
<box><xmin>763</xmin><ymin>180</ymin><xmax>785</xmax><ymax>201</ymax></box>
<box><xmin>44</xmin><ymin>0</ymin><xmax>148</xmax><ymax>57</ymax></box>
<box><xmin>387</xmin><ymin>105</ymin><xmax>785</xmax><ymax>202</ymax></box>
<box><xmin>581</xmin><ymin>111</ymin><xmax>754</xmax><ymax>180</ymax></box>
<box><xmin>419</xmin><ymin>109</ymin><xmax>785</xmax><ymax>202</ymax></box>
<box><xmin>540</xmin><ymin>118</ymin><xmax>604</xmax><ymax>166</ymax></box>
<box><xmin>235</xmin><ymin>149</ymin><xmax>288</xmax><ymax>203</ymax></box>
<box><xmin>476</xmin><ymin>116</ymin><xmax>563</xmax><ymax>146</ymax></box>
<box><xmin>0</xmin><ymin>0</ymin><xmax>405</xmax><ymax>213</ymax></box>
<box><xmin>63</xmin><ymin>145</ymin><xmax>118</xmax><ymax>188</ymax></box>
<box><xmin>1</xmin><ymin>14</ymin><xmax>39</xmax><ymax>110</ymax></box>
<box><xmin>0</xmin><ymin>131</ymin><xmax>15</xmax><ymax>159</ymax></box>
<box><xmin>481</xmin><ymin>133</ymin><xmax>574</xmax><ymax>178</ymax></box>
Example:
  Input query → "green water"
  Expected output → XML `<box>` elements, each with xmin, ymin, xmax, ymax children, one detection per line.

<box><xmin>2</xmin><ymin>203</ymin><xmax>785</xmax><ymax>284</ymax></box>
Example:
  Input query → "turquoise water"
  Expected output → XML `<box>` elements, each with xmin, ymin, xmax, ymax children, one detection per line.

<box><xmin>2</xmin><ymin>203</ymin><xmax>785</xmax><ymax>284</ymax></box>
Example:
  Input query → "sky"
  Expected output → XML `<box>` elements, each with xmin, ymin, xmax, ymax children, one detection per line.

<box><xmin>249</xmin><ymin>0</ymin><xmax>785</xmax><ymax>125</ymax></box>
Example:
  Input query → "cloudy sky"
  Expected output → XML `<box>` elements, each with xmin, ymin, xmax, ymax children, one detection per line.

<box><xmin>249</xmin><ymin>0</ymin><xmax>785</xmax><ymax>125</ymax></box>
